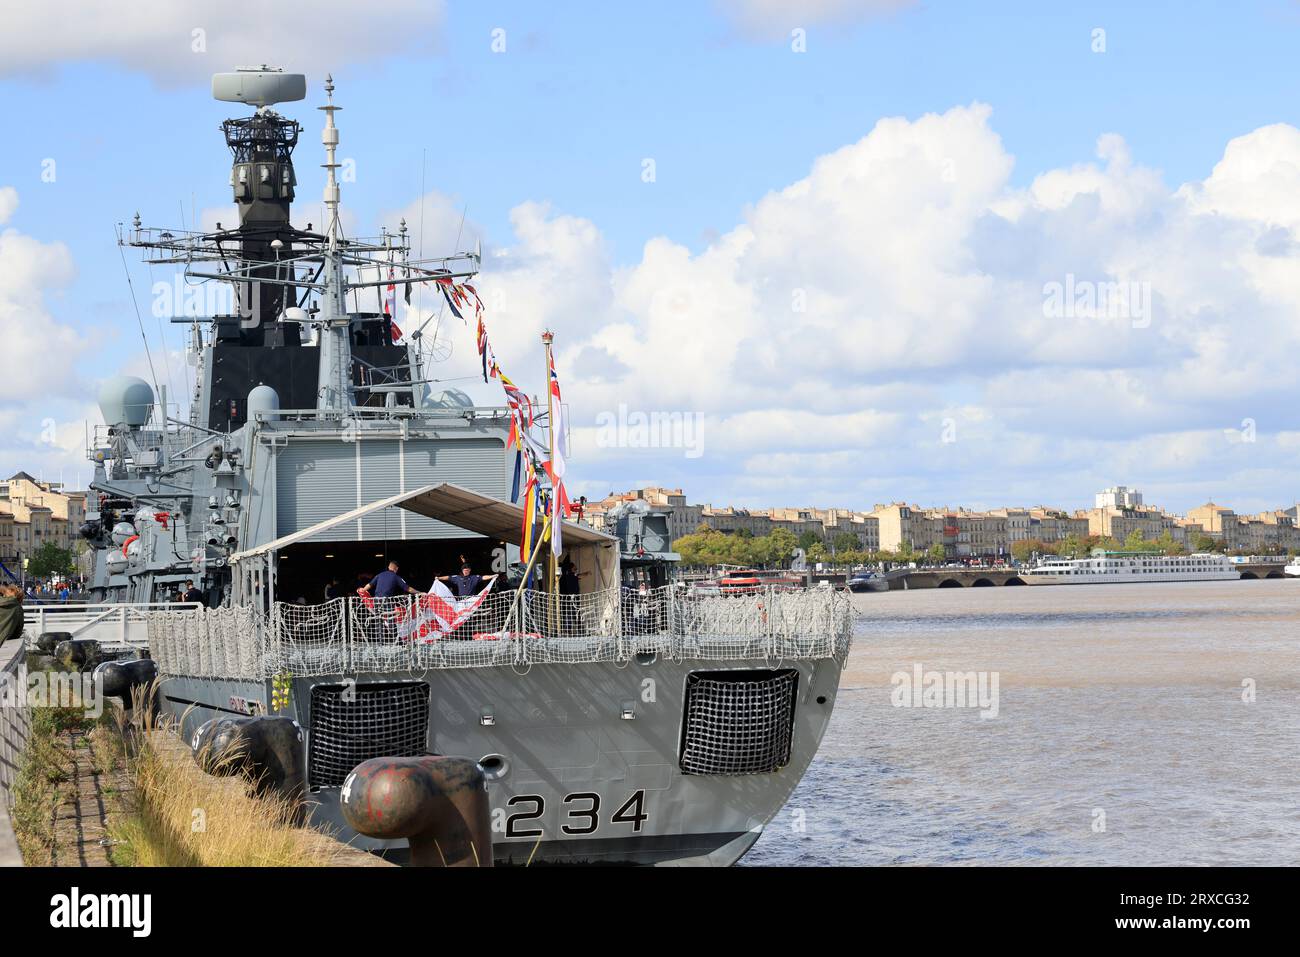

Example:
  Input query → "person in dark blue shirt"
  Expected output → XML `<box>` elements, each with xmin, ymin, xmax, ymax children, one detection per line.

<box><xmin>363</xmin><ymin>561</ymin><xmax>418</xmax><ymax>599</ymax></box>
<box><xmin>438</xmin><ymin>563</ymin><xmax>497</xmax><ymax>597</ymax></box>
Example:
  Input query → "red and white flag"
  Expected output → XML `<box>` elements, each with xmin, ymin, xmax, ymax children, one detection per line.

<box><xmin>385</xmin><ymin>266</ymin><xmax>402</xmax><ymax>340</ymax></box>
<box><xmin>546</xmin><ymin>351</ymin><xmax>571</xmax><ymax>557</ymax></box>
<box><xmin>547</xmin><ymin>351</ymin><xmax>568</xmax><ymax>482</ymax></box>
<box><xmin>396</xmin><ymin>579</ymin><xmax>493</xmax><ymax>642</ymax></box>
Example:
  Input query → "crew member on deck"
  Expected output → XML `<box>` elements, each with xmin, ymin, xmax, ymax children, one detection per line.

<box><xmin>364</xmin><ymin>561</ymin><xmax>419</xmax><ymax>598</ymax></box>
<box><xmin>559</xmin><ymin>558</ymin><xmax>589</xmax><ymax>636</ymax></box>
<box><xmin>559</xmin><ymin>559</ymin><xmax>583</xmax><ymax>596</ymax></box>
<box><xmin>437</xmin><ymin>563</ymin><xmax>497</xmax><ymax>597</ymax></box>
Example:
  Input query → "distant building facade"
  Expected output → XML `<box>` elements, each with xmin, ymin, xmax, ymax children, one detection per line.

<box><xmin>584</xmin><ymin>483</ymin><xmax>1300</xmax><ymax>558</ymax></box>
<box><xmin>0</xmin><ymin>511</ymin><xmax>14</xmax><ymax>567</ymax></box>
<box><xmin>1095</xmin><ymin>486</ymin><xmax>1144</xmax><ymax>509</ymax></box>
<box><xmin>868</xmin><ymin>504</ymin><xmax>941</xmax><ymax>553</ymax></box>
<box><xmin>0</xmin><ymin>472</ymin><xmax>87</xmax><ymax>568</ymax></box>
<box><xmin>1186</xmin><ymin>503</ymin><xmax>1239</xmax><ymax>548</ymax></box>
<box><xmin>586</xmin><ymin>487</ymin><xmax>703</xmax><ymax>541</ymax></box>
<box><xmin>1083</xmin><ymin>504</ymin><xmax>1187</xmax><ymax>544</ymax></box>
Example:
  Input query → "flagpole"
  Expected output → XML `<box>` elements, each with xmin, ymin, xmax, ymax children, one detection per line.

<box><xmin>511</xmin><ymin>513</ymin><xmax>552</xmax><ymax>607</ymax></box>
<box><xmin>541</xmin><ymin>330</ymin><xmax>560</xmax><ymax>632</ymax></box>
<box><xmin>509</xmin><ymin>513</ymin><xmax>552</xmax><ymax>634</ymax></box>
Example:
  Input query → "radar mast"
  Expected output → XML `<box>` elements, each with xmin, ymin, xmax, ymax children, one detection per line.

<box><xmin>315</xmin><ymin>74</ymin><xmax>353</xmax><ymax>409</ymax></box>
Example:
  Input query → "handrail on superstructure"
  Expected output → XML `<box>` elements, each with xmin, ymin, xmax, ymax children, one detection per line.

<box><xmin>23</xmin><ymin>602</ymin><xmax>203</xmax><ymax>651</ymax></box>
<box><xmin>255</xmin><ymin>405</ymin><xmax>514</xmax><ymax>422</ymax></box>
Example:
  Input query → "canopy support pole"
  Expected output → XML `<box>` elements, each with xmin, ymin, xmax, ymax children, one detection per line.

<box><xmin>508</xmin><ymin>513</ymin><xmax>552</xmax><ymax>635</ymax></box>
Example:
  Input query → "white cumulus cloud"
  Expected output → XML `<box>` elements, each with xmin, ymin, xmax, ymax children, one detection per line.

<box><xmin>16</xmin><ymin>98</ymin><xmax>1300</xmax><ymax>514</ymax></box>
<box><xmin>0</xmin><ymin>186</ymin><xmax>95</xmax><ymax>482</ymax></box>
<box><xmin>0</xmin><ymin>0</ymin><xmax>445</xmax><ymax>85</ymax></box>
<box><xmin>432</xmin><ymin>104</ymin><xmax>1300</xmax><ymax>511</ymax></box>
<box><xmin>0</xmin><ymin>189</ymin><xmax>83</xmax><ymax>403</ymax></box>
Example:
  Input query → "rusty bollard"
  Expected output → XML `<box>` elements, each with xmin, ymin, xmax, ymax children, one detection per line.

<box><xmin>54</xmin><ymin>638</ymin><xmax>103</xmax><ymax>672</ymax></box>
<box><xmin>191</xmin><ymin>716</ymin><xmax>307</xmax><ymax>821</ymax></box>
<box><xmin>340</xmin><ymin>756</ymin><xmax>493</xmax><ymax>867</ymax></box>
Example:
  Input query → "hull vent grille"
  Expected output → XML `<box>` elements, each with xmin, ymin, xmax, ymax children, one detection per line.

<box><xmin>307</xmin><ymin>682</ymin><xmax>430</xmax><ymax>789</ymax></box>
<box><xmin>679</xmin><ymin>669</ymin><xmax>797</xmax><ymax>776</ymax></box>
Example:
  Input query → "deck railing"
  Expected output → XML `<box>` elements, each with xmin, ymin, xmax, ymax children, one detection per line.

<box><xmin>145</xmin><ymin>585</ymin><xmax>854</xmax><ymax>679</ymax></box>
<box><xmin>25</xmin><ymin>602</ymin><xmax>202</xmax><ymax>651</ymax></box>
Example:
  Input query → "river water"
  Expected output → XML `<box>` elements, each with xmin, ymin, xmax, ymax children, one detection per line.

<box><xmin>745</xmin><ymin>579</ymin><xmax>1300</xmax><ymax>866</ymax></box>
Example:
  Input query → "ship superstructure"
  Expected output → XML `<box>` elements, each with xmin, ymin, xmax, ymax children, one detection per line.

<box><xmin>81</xmin><ymin>69</ymin><xmax>852</xmax><ymax>865</ymax></box>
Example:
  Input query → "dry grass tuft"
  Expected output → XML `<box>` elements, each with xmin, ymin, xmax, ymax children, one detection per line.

<box><xmin>109</xmin><ymin>699</ymin><xmax>332</xmax><ymax>867</ymax></box>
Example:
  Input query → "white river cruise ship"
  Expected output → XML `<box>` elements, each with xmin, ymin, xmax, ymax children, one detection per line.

<box><xmin>1021</xmin><ymin>551</ymin><xmax>1240</xmax><ymax>585</ymax></box>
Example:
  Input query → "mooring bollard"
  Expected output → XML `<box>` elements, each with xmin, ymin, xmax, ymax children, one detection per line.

<box><xmin>191</xmin><ymin>716</ymin><xmax>307</xmax><ymax>819</ymax></box>
<box><xmin>35</xmin><ymin>631</ymin><xmax>72</xmax><ymax>654</ymax></box>
<box><xmin>54</xmin><ymin>638</ymin><xmax>102</xmax><ymax>672</ymax></box>
<box><xmin>93</xmin><ymin>658</ymin><xmax>159</xmax><ymax>714</ymax></box>
<box><xmin>340</xmin><ymin>756</ymin><xmax>493</xmax><ymax>867</ymax></box>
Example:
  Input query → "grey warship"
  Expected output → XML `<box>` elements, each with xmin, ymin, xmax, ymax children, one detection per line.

<box><xmin>82</xmin><ymin>68</ymin><xmax>852</xmax><ymax>865</ymax></box>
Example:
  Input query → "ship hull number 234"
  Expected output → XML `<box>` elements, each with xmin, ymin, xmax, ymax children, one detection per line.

<box><xmin>494</xmin><ymin>790</ymin><xmax>649</xmax><ymax>837</ymax></box>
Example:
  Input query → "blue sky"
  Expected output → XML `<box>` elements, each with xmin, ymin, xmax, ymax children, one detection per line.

<box><xmin>2</xmin><ymin>0</ymin><xmax>1299</xmax><ymax>514</ymax></box>
<box><xmin>10</xmin><ymin>3</ymin><xmax>1300</xmax><ymax>262</ymax></box>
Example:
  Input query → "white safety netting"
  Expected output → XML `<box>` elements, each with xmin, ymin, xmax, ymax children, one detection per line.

<box><xmin>146</xmin><ymin>584</ymin><xmax>853</xmax><ymax>679</ymax></box>
<box><xmin>146</xmin><ymin>605</ymin><xmax>265</xmax><ymax>680</ymax></box>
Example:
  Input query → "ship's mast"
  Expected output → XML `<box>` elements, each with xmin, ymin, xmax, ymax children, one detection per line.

<box><xmin>217</xmin><ymin>70</ymin><xmax>303</xmax><ymax>347</ymax></box>
<box><xmin>124</xmin><ymin>67</ymin><xmax>483</xmax><ymax>425</ymax></box>
<box><xmin>316</xmin><ymin>74</ymin><xmax>353</xmax><ymax>410</ymax></box>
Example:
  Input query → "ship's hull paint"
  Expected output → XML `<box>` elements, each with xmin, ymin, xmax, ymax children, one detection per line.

<box><xmin>158</xmin><ymin>654</ymin><xmax>842</xmax><ymax>866</ymax></box>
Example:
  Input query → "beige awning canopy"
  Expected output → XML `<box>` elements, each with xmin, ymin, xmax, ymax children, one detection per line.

<box><xmin>230</xmin><ymin>483</ymin><xmax>618</xmax><ymax>585</ymax></box>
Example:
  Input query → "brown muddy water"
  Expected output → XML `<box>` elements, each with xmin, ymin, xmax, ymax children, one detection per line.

<box><xmin>745</xmin><ymin>579</ymin><xmax>1300</xmax><ymax>865</ymax></box>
